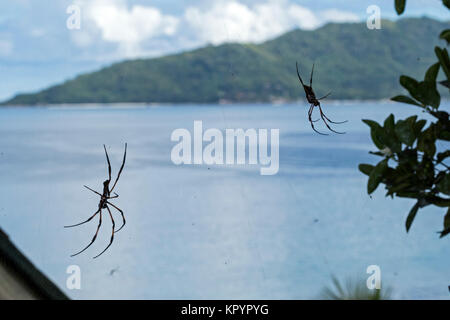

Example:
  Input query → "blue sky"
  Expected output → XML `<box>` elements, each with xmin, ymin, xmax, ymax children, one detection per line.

<box><xmin>0</xmin><ymin>0</ymin><xmax>448</xmax><ymax>100</ymax></box>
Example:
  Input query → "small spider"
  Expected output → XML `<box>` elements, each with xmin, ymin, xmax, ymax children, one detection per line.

<box><xmin>65</xmin><ymin>143</ymin><xmax>127</xmax><ymax>258</ymax></box>
<box><xmin>296</xmin><ymin>61</ymin><xmax>347</xmax><ymax>135</ymax></box>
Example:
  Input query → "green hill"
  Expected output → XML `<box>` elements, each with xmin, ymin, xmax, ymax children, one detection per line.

<box><xmin>3</xmin><ymin>17</ymin><xmax>448</xmax><ymax>105</ymax></box>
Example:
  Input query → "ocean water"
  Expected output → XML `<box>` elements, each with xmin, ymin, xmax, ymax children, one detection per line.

<box><xmin>0</xmin><ymin>101</ymin><xmax>448</xmax><ymax>299</ymax></box>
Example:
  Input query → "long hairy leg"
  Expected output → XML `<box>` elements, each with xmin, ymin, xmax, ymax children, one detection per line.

<box><xmin>84</xmin><ymin>185</ymin><xmax>102</xmax><ymax>197</ymax></box>
<box><xmin>310</xmin><ymin>63</ymin><xmax>315</xmax><ymax>86</ymax></box>
<box><xmin>296</xmin><ymin>62</ymin><xmax>305</xmax><ymax>86</ymax></box>
<box><xmin>70</xmin><ymin>209</ymin><xmax>103</xmax><ymax>257</ymax></box>
<box><xmin>318</xmin><ymin>105</ymin><xmax>346</xmax><ymax>134</ymax></box>
<box><xmin>318</xmin><ymin>92</ymin><xmax>332</xmax><ymax>100</ymax></box>
<box><xmin>309</xmin><ymin>105</ymin><xmax>328</xmax><ymax>135</ymax></box>
<box><xmin>110</xmin><ymin>143</ymin><xmax>127</xmax><ymax>192</ymax></box>
<box><xmin>316</xmin><ymin>94</ymin><xmax>348</xmax><ymax>124</ymax></box>
<box><xmin>64</xmin><ymin>208</ymin><xmax>100</xmax><ymax>228</ymax></box>
<box><xmin>320</xmin><ymin>110</ymin><xmax>348</xmax><ymax>124</ymax></box>
<box><xmin>104</xmin><ymin>144</ymin><xmax>112</xmax><ymax>182</ymax></box>
<box><xmin>107</xmin><ymin>201</ymin><xmax>126</xmax><ymax>233</ymax></box>
<box><xmin>308</xmin><ymin>104</ymin><xmax>320</xmax><ymax>123</ymax></box>
<box><xmin>93</xmin><ymin>206</ymin><xmax>115</xmax><ymax>259</ymax></box>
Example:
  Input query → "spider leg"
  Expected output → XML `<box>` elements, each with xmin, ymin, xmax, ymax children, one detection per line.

<box><xmin>93</xmin><ymin>205</ymin><xmax>115</xmax><ymax>259</ymax></box>
<box><xmin>318</xmin><ymin>105</ymin><xmax>346</xmax><ymax>134</ymax></box>
<box><xmin>70</xmin><ymin>209</ymin><xmax>103</xmax><ymax>257</ymax></box>
<box><xmin>295</xmin><ymin>62</ymin><xmax>305</xmax><ymax>86</ymax></box>
<box><xmin>107</xmin><ymin>201</ymin><xmax>126</xmax><ymax>233</ymax></box>
<box><xmin>107</xmin><ymin>193</ymin><xmax>119</xmax><ymax>199</ymax></box>
<box><xmin>64</xmin><ymin>208</ymin><xmax>100</xmax><ymax>228</ymax></box>
<box><xmin>84</xmin><ymin>185</ymin><xmax>102</xmax><ymax>197</ymax></box>
<box><xmin>103</xmin><ymin>144</ymin><xmax>112</xmax><ymax>182</ymax></box>
<box><xmin>309</xmin><ymin>104</ymin><xmax>328</xmax><ymax>135</ymax></box>
<box><xmin>321</xmin><ymin>111</ymin><xmax>348</xmax><ymax>124</ymax></box>
<box><xmin>318</xmin><ymin>91</ymin><xmax>332</xmax><ymax>100</ymax></box>
<box><xmin>310</xmin><ymin>62</ymin><xmax>315</xmax><ymax>86</ymax></box>
<box><xmin>308</xmin><ymin>104</ymin><xmax>320</xmax><ymax>123</ymax></box>
<box><xmin>110</xmin><ymin>143</ymin><xmax>127</xmax><ymax>192</ymax></box>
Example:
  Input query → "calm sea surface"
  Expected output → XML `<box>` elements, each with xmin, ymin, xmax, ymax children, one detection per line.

<box><xmin>0</xmin><ymin>101</ymin><xmax>448</xmax><ymax>299</ymax></box>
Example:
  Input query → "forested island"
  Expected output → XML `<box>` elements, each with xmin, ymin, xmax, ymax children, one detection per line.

<box><xmin>3</xmin><ymin>18</ymin><xmax>448</xmax><ymax>105</ymax></box>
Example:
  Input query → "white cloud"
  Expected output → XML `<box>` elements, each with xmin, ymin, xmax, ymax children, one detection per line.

<box><xmin>74</xmin><ymin>0</ymin><xmax>179</xmax><ymax>57</ymax></box>
<box><xmin>184</xmin><ymin>0</ymin><xmax>320</xmax><ymax>45</ymax></box>
<box><xmin>289</xmin><ymin>5</ymin><xmax>322</xmax><ymax>30</ymax></box>
<box><xmin>70</xmin><ymin>0</ymin><xmax>361</xmax><ymax>59</ymax></box>
<box><xmin>183</xmin><ymin>0</ymin><xmax>360</xmax><ymax>45</ymax></box>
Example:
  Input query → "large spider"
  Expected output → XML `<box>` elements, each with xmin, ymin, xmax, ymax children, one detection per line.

<box><xmin>65</xmin><ymin>143</ymin><xmax>127</xmax><ymax>258</ymax></box>
<box><xmin>296</xmin><ymin>61</ymin><xmax>347</xmax><ymax>135</ymax></box>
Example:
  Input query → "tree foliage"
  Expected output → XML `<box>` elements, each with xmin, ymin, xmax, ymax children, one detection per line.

<box><xmin>360</xmin><ymin>0</ymin><xmax>450</xmax><ymax>237</ymax></box>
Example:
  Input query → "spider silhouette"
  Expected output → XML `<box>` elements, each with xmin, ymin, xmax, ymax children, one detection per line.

<box><xmin>65</xmin><ymin>143</ymin><xmax>127</xmax><ymax>258</ymax></box>
<box><xmin>296</xmin><ymin>62</ymin><xmax>347</xmax><ymax>135</ymax></box>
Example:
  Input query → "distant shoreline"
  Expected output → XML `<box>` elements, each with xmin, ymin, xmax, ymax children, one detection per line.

<box><xmin>3</xmin><ymin>98</ymin><xmax>446</xmax><ymax>109</ymax></box>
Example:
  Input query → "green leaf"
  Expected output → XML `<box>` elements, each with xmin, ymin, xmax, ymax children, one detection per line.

<box><xmin>399</xmin><ymin>74</ymin><xmax>441</xmax><ymax>108</ymax></box>
<box><xmin>369</xmin><ymin>151</ymin><xmax>387</xmax><ymax>157</ymax></box>
<box><xmin>431</xmin><ymin>110</ymin><xmax>449</xmax><ymax>120</ymax></box>
<box><xmin>440</xmin><ymin>29</ymin><xmax>450</xmax><ymax>45</ymax></box>
<box><xmin>440</xmin><ymin>207</ymin><xmax>450</xmax><ymax>238</ymax></box>
<box><xmin>441</xmin><ymin>229</ymin><xmax>450</xmax><ymax>237</ymax></box>
<box><xmin>362</xmin><ymin>119</ymin><xmax>381</xmax><ymax>130</ymax></box>
<box><xmin>413</xmin><ymin>119</ymin><xmax>427</xmax><ymax>137</ymax></box>
<box><xmin>391</xmin><ymin>95</ymin><xmax>423</xmax><ymax>107</ymax></box>
<box><xmin>362</xmin><ymin>119</ymin><xmax>386</xmax><ymax>150</ymax></box>
<box><xmin>437</xmin><ymin>173</ymin><xmax>450</xmax><ymax>195</ymax></box>
<box><xmin>400</xmin><ymin>76</ymin><xmax>420</xmax><ymax>98</ymax></box>
<box><xmin>417</xmin><ymin>125</ymin><xmax>437</xmax><ymax>157</ymax></box>
<box><xmin>443</xmin><ymin>0</ymin><xmax>450</xmax><ymax>10</ymax></box>
<box><xmin>395</xmin><ymin>0</ymin><xmax>406</xmax><ymax>15</ymax></box>
<box><xmin>439</xmin><ymin>131</ymin><xmax>450</xmax><ymax>141</ymax></box>
<box><xmin>397</xmin><ymin>191</ymin><xmax>421</xmax><ymax>199</ymax></box>
<box><xmin>437</xmin><ymin>150</ymin><xmax>450</xmax><ymax>163</ymax></box>
<box><xmin>416</xmin><ymin>81</ymin><xmax>441</xmax><ymax>109</ymax></box>
<box><xmin>395</xmin><ymin>116</ymin><xmax>417</xmax><ymax>146</ymax></box>
<box><xmin>367</xmin><ymin>159</ymin><xmax>388</xmax><ymax>194</ymax></box>
<box><xmin>440</xmin><ymin>80</ymin><xmax>450</xmax><ymax>89</ymax></box>
<box><xmin>406</xmin><ymin>201</ymin><xmax>420</xmax><ymax>232</ymax></box>
<box><xmin>359</xmin><ymin>164</ymin><xmax>375</xmax><ymax>176</ymax></box>
<box><xmin>384</xmin><ymin>114</ymin><xmax>395</xmax><ymax>132</ymax></box>
<box><xmin>383</xmin><ymin>113</ymin><xmax>395</xmax><ymax>135</ymax></box>
<box><xmin>383</xmin><ymin>114</ymin><xmax>402</xmax><ymax>153</ymax></box>
<box><xmin>444</xmin><ymin>208</ymin><xmax>450</xmax><ymax>230</ymax></box>
<box><xmin>424</xmin><ymin>63</ymin><xmax>440</xmax><ymax>82</ymax></box>
<box><xmin>433</xmin><ymin>112</ymin><xmax>450</xmax><ymax>140</ymax></box>
<box><xmin>435</xmin><ymin>47</ymin><xmax>450</xmax><ymax>81</ymax></box>
<box><xmin>425</xmin><ymin>195</ymin><xmax>450</xmax><ymax>207</ymax></box>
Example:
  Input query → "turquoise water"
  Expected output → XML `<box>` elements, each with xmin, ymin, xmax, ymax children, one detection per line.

<box><xmin>0</xmin><ymin>101</ymin><xmax>448</xmax><ymax>299</ymax></box>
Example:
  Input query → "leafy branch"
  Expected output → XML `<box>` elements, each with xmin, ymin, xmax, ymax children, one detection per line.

<box><xmin>359</xmin><ymin>0</ymin><xmax>450</xmax><ymax>237</ymax></box>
